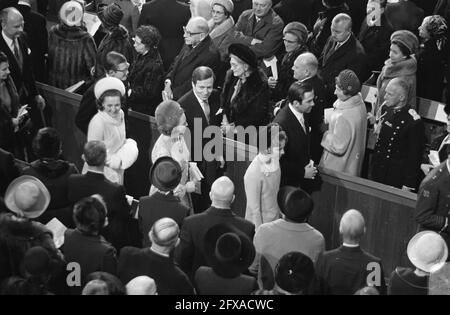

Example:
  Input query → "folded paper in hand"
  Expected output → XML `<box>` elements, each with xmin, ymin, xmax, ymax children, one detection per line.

<box><xmin>263</xmin><ymin>56</ymin><xmax>278</xmax><ymax>80</ymax></box>
<box><xmin>189</xmin><ymin>162</ymin><xmax>204</xmax><ymax>182</ymax></box>
<box><xmin>83</xmin><ymin>12</ymin><xmax>101</xmax><ymax>36</ymax></box>
<box><xmin>46</xmin><ymin>218</ymin><xmax>67</xmax><ymax>248</ymax></box>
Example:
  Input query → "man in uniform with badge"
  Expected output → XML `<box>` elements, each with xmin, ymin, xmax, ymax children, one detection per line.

<box><xmin>415</xmin><ymin>145</ymin><xmax>450</xmax><ymax>251</ymax></box>
<box><xmin>370</xmin><ymin>77</ymin><xmax>425</xmax><ymax>192</ymax></box>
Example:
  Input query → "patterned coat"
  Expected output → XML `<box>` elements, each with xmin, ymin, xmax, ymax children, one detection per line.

<box><xmin>48</xmin><ymin>24</ymin><xmax>97</xmax><ymax>89</ymax></box>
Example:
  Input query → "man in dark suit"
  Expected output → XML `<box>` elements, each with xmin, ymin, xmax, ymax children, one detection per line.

<box><xmin>0</xmin><ymin>148</ymin><xmax>20</xmax><ymax>196</ymax></box>
<box><xmin>118</xmin><ymin>218</ymin><xmax>195</xmax><ymax>295</ymax></box>
<box><xmin>67</xmin><ymin>141</ymin><xmax>137</xmax><ymax>249</ymax></box>
<box><xmin>319</xmin><ymin>13</ymin><xmax>367</xmax><ymax>101</ymax></box>
<box><xmin>163</xmin><ymin>16</ymin><xmax>221</xmax><ymax>100</ymax></box>
<box><xmin>370</xmin><ymin>78</ymin><xmax>425</xmax><ymax>192</ymax></box>
<box><xmin>138</xmin><ymin>0</ymin><xmax>190</xmax><ymax>70</ymax></box>
<box><xmin>273</xmin><ymin>81</ymin><xmax>318</xmax><ymax>191</ymax></box>
<box><xmin>292</xmin><ymin>52</ymin><xmax>328</xmax><ymax>163</ymax></box>
<box><xmin>234</xmin><ymin>0</ymin><xmax>284</xmax><ymax>59</ymax></box>
<box><xmin>138</xmin><ymin>156</ymin><xmax>190</xmax><ymax>248</ymax></box>
<box><xmin>178</xmin><ymin>66</ymin><xmax>222</xmax><ymax>213</ymax></box>
<box><xmin>0</xmin><ymin>7</ymin><xmax>46</xmax><ymax>129</ymax></box>
<box><xmin>315</xmin><ymin>209</ymin><xmax>387</xmax><ymax>295</ymax></box>
<box><xmin>174</xmin><ymin>176</ymin><xmax>255</xmax><ymax>278</ymax></box>
<box><xmin>16</xmin><ymin>0</ymin><xmax>47</xmax><ymax>83</ymax></box>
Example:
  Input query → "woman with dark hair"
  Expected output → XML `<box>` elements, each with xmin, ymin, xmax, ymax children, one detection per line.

<box><xmin>86</xmin><ymin>77</ymin><xmax>139</xmax><ymax>184</ymax></box>
<box><xmin>22</xmin><ymin>127</ymin><xmax>79</xmax><ymax>227</ymax></box>
<box><xmin>94</xmin><ymin>3</ymin><xmax>134</xmax><ymax>78</ymax></box>
<box><xmin>417</xmin><ymin>15</ymin><xmax>448</xmax><ymax>101</ymax></box>
<box><xmin>63</xmin><ymin>195</ymin><xmax>118</xmax><ymax>294</ymax></box>
<box><xmin>151</xmin><ymin>100</ymin><xmax>197</xmax><ymax>210</ymax></box>
<box><xmin>375</xmin><ymin>30</ymin><xmax>418</xmax><ymax>117</ymax></box>
<box><xmin>0</xmin><ymin>51</ymin><xmax>27</xmax><ymax>157</ymax></box>
<box><xmin>127</xmin><ymin>25</ymin><xmax>164</xmax><ymax>115</ymax></box>
<box><xmin>221</xmin><ymin>43</ymin><xmax>271</xmax><ymax>133</ymax></box>
<box><xmin>244</xmin><ymin>123</ymin><xmax>287</xmax><ymax>228</ymax></box>
<box><xmin>268</xmin><ymin>22</ymin><xmax>309</xmax><ymax>102</ymax></box>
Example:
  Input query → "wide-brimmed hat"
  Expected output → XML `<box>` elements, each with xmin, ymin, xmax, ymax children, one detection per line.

<box><xmin>277</xmin><ymin>186</ymin><xmax>314</xmax><ymax>223</ymax></box>
<box><xmin>4</xmin><ymin>175</ymin><xmax>50</xmax><ymax>219</ymax></box>
<box><xmin>94</xmin><ymin>77</ymin><xmax>126</xmax><ymax>100</ymax></box>
<box><xmin>407</xmin><ymin>231</ymin><xmax>448</xmax><ymax>273</ymax></box>
<box><xmin>204</xmin><ymin>223</ymin><xmax>255</xmax><ymax>278</ymax></box>
<box><xmin>228</xmin><ymin>43</ymin><xmax>258</xmax><ymax>69</ymax></box>
<box><xmin>275</xmin><ymin>251</ymin><xmax>315</xmax><ymax>294</ymax></box>
<box><xmin>150</xmin><ymin>157</ymin><xmax>182</xmax><ymax>192</ymax></box>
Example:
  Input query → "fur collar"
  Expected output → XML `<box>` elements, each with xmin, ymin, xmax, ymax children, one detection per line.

<box><xmin>51</xmin><ymin>24</ymin><xmax>92</xmax><ymax>41</ymax></box>
<box><xmin>208</xmin><ymin>17</ymin><xmax>234</xmax><ymax>40</ymax></box>
<box><xmin>382</xmin><ymin>56</ymin><xmax>417</xmax><ymax>78</ymax></box>
<box><xmin>334</xmin><ymin>93</ymin><xmax>364</xmax><ymax>110</ymax></box>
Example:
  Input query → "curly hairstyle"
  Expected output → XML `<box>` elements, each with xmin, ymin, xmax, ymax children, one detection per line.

<box><xmin>73</xmin><ymin>195</ymin><xmax>107</xmax><ymax>235</ymax></box>
<box><xmin>155</xmin><ymin>100</ymin><xmax>184</xmax><ymax>136</ymax></box>
<box><xmin>135</xmin><ymin>25</ymin><xmax>161</xmax><ymax>54</ymax></box>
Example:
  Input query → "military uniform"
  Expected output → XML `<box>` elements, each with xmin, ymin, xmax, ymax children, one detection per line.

<box><xmin>415</xmin><ymin>160</ymin><xmax>450</xmax><ymax>249</ymax></box>
<box><xmin>370</xmin><ymin>106</ymin><xmax>425</xmax><ymax>190</ymax></box>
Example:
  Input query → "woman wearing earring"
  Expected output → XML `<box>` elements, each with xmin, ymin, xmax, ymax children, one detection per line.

<box><xmin>87</xmin><ymin>77</ymin><xmax>139</xmax><ymax>185</ymax></box>
<box><xmin>151</xmin><ymin>100</ymin><xmax>197</xmax><ymax>210</ymax></box>
<box><xmin>244</xmin><ymin>123</ymin><xmax>287</xmax><ymax>228</ymax></box>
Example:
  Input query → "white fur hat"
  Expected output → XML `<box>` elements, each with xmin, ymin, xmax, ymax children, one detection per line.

<box><xmin>94</xmin><ymin>77</ymin><xmax>126</xmax><ymax>100</ymax></box>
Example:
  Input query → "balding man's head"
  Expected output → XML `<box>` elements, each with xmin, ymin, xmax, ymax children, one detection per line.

<box><xmin>149</xmin><ymin>217</ymin><xmax>180</xmax><ymax>249</ymax></box>
<box><xmin>210</xmin><ymin>176</ymin><xmax>235</xmax><ymax>208</ymax></box>
<box><xmin>331</xmin><ymin>13</ymin><xmax>352</xmax><ymax>42</ymax></box>
<box><xmin>384</xmin><ymin>77</ymin><xmax>409</xmax><ymax>108</ymax></box>
<box><xmin>339</xmin><ymin>209</ymin><xmax>365</xmax><ymax>244</ymax></box>
<box><xmin>184</xmin><ymin>16</ymin><xmax>209</xmax><ymax>46</ymax></box>
<box><xmin>292</xmin><ymin>52</ymin><xmax>318</xmax><ymax>81</ymax></box>
<box><xmin>253</xmin><ymin>0</ymin><xmax>272</xmax><ymax>18</ymax></box>
<box><xmin>1</xmin><ymin>7</ymin><xmax>24</xmax><ymax>40</ymax></box>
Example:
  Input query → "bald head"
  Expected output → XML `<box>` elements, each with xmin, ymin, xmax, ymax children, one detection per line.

<box><xmin>384</xmin><ymin>77</ymin><xmax>409</xmax><ymax>108</ymax></box>
<box><xmin>292</xmin><ymin>52</ymin><xmax>318</xmax><ymax>81</ymax></box>
<box><xmin>126</xmin><ymin>276</ymin><xmax>157</xmax><ymax>295</ymax></box>
<box><xmin>210</xmin><ymin>176</ymin><xmax>235</xmax><ymax>208</ymax></box>
<box><xmin>184</xmin><ymin>16</ymin><xmax>209</xmax><ymax>46</ymax></box>
<box><xmin>339</xmin><ymin>209</ymin><xmax>365</xmax><ymax>244</ymax></box>
<box><xmin>1</xmin><ymin>7</ymin><xmax>24</xmax><ymax>40</ymax></box>
<box><xmin>149</xmin><ymin>217</ymin><xmax>180</xmax><ymax>248</ymax></box>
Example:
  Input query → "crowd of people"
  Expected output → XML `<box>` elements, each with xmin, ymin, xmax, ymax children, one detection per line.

<box><xmin>0</xmin><ymin>0</ymin><xmax>450</xmax><ymax>295</ymax></box>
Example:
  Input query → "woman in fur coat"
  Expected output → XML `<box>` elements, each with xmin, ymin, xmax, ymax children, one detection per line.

<box><xmin>375</xmin><ymin>30</ymin><xmax>418</xmax><ymax>116</ymax></box>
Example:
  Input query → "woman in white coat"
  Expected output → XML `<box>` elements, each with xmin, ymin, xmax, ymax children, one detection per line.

<box><xmin>244</xmin><ymin>123</ymin><xmax>287</xmax><ymax>228</ymax></box>
<box><xmin>87</xmin><ymin>77</ymin><xmax>138</xmax><ymax>184</ymax></box>
<box><xmin>320</xmin><ymin>70</ymin><xmax>367</xmax><ymax>177</ymax></box>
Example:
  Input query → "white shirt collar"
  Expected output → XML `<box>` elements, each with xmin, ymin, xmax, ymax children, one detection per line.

<box><xmin>336</xmin><ymin>34</ymin><xmax>351</xmax><ymax>49</ymax></box>
<box><xmin>193</xmin><ymin>90</ymin><xmax>208</xmax><ymax>114</ymax></box>
<box><xmin>2</xmin><ymin>31</ymin><xmax>14</xmax><ymax>51</ymax></box>
<box><xmin>343</xmin><ymin>243</ymin><xmax>360</xmax><ymax>248</ymax></box>
<box><xmin>288</xmin><ymin>103</ymin><xmax>305</xmax><ymax>126</ymax></box>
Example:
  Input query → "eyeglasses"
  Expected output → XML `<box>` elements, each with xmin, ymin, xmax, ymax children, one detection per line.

<box><xmin>211</xmin><ymin>9</ymin><xmax>225</xmax><ymax>16</ymax></box>
<box><xmin>183</xmin><ymin>26</ymin><xmax>203</xmax><ymax>37</ymax></box>
<box><xmin>133</xmin><ymin>37</ymin><xmax>144</xmax><ymax>45</ymax></box>
<box><xmin>283</xmin><ymin>38</ymin><xmax>298</xmax><ymax>44</ymax></box>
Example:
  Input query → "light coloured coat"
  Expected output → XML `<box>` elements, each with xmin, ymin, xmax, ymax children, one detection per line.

<box><xmin>320</xmin><ymin>93</ymin><xmax>367</xmax><ymax>177</ymax></box>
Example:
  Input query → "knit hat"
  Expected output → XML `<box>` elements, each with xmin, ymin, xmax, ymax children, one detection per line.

<box><xmin>283</xmin><ymin>22</ymin><xmax>308</xmax><ymax>44</ymax></box>
<box><xmin>277</xmin><ymin>186</ymin><xmax>314</xmax><ymax>223</ymax></box>
<box><xmin>211</xmin><ymin>0</ymin><xmax>234</xmax><ymax>14</ymax></box>
<box><xmin>98</xmin><ymin>3</ymin><xmax>123</xmax><ymax>29</ymax></box>
<box><xmin>275</xmin><ymin>252</ymin><xmax>315</xmax><ymax>294</ymax></box>
<box><xmin>228</xmin><ymin>43</ymin><xmax>258</xmax><ymax>69</ymax></box>
<box><xmin>390</xmin><ymin>30</ymin><xmax>419</xmax><ymax>55</ymax></box>
<box><xmin>336</xmin><ymin>69</ymin><xmax>361</xmax><ymax>96</ymax></box>
<box><xmin>59</xmin><ymin>1</ymin><xmax>83</xmax><ymax>27</ymax></box>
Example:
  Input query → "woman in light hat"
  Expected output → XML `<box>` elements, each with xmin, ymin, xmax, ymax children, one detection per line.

<box><xmin>151</xmin><ymin>100</ymin><xmax>197</xmax><ymax>210</ymax></box>
<box><xmin>208</xmin><ymin>0</ymin><xmax>236</xmax><ymax>62</ymax></box>
<box><xmin>388</xmin><ymin>231</ymin><xmax>448</xmax><ymax>295</ymax></box>
<box><xmin>320</xmin><ymin>70</ymin><xmax>367</xmax><ymax>177</ymax></box>
<box><xmin>86</xmin><ymin>76</ymin><xmax>139</xmax><ymax>184</ymax></box>
<box><xmin>48</xmin><ymin>0</ymin><xmax>97</xmax><ymax>89</ymax></box>
<box><xmin>268</xmin><ymin>21</ymin><xmax>309</xmax><ymax>102</ymax></box>
<box><xmin>0</xmin><ymin>176</ymin><xmax>65</xmax><ymax>290</ymax></box>
<box><xmin>375</xmin><ymin>29</ymin><xmax>418</xmax><ymax>117</ymax></box>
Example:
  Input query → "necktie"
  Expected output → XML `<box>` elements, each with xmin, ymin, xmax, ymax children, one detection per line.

<box><xmin>299</xmin><ymin>115</ymin><xmax>306</xmax><ymax>133</ymax></box>
<box><xmin>13</xmin><ymin>39</ymin><xmax>23</xmax><ymax>69</ymax></box>
<box><xmin>203</xmin><ymin>99</ymin><xmax>210</xmax><ymax>124</ymax></box>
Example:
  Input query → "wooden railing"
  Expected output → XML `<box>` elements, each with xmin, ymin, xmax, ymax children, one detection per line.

<box><xmin>38</xmin><ymin>82</ymin><xmax>419</xmax><ymax>275</ymax></box>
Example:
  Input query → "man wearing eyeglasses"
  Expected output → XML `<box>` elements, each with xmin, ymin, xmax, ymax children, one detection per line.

<box><xmin>234</xmin><ymin>0</ymin><xmax>284</xmax><ymax>59</ymax></box>
<box><xmin>163</xmin><ymin>17</ymin><xmax>220</xmax><ymax>100</ymax></box>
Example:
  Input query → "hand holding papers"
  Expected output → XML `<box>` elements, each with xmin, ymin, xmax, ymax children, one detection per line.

<box><xmin>46</xmin><ymin>218</ymin><xmax>67</xmax><ymax>248</ymax></box>
<box><xmin>263</xmin><ymin>56</ymin><xmax>278</xmax><ymax>80</ymax></box>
